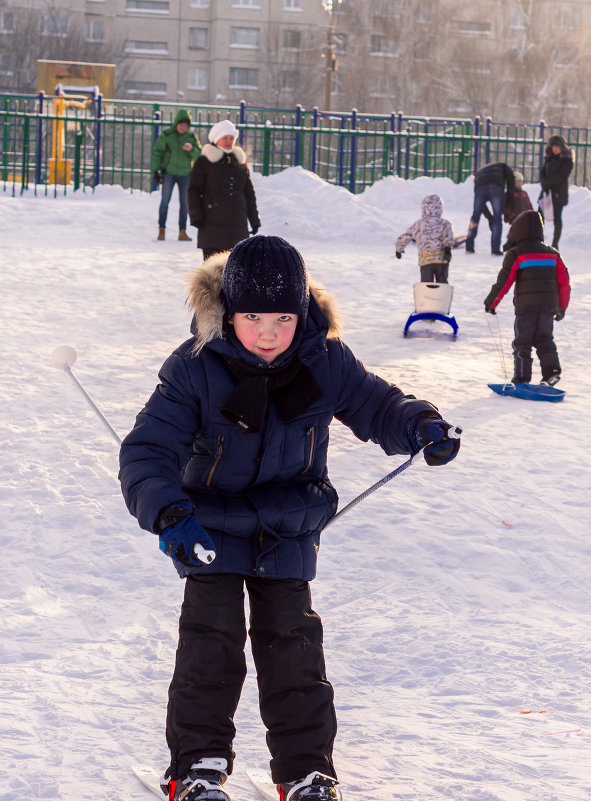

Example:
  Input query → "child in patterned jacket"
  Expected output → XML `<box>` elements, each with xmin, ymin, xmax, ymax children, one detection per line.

<box><xmin>395</xmin><ymin>194</ymin><xmax>455</xmax><ymax>283</ymax></box>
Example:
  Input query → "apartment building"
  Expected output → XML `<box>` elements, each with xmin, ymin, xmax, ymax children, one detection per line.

<box><xmin>0</xmin><ymin>0</ymin><xmax>589</xmax><ymax>125</ymax></box>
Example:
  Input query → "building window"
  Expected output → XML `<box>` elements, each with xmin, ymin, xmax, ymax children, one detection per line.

<box><xmin>124</xmin><ymin>80</ymin><xmax>167</xmax><ymax>95</ymax></box>
<box><xmin>188</xmin><ymin>67</ymin><xmax>208</xmax><ymax>90</ymax></box>
<box><xmin>280</xmin><ymin>69</ymin><xmax>298</xmax><ymax>90</ymax></box>
<box><xmin>558</xmin><ymin>7</ymin><xmax>582</xmax><ymax>28</ymax></box>
<box><xmin>414</xmin><ymin>40</ymin><xmax>429</xmax><ymax>60</ymax></box>
<box><xmin>231</xmin><ymin>0</ymin><xmax>261</xmax><ymax>8</ymax></box>
<box><xmin>454</xmin><ymin>60</ymin><xmax>491</xmax><ymax>75</ymax></box>
<box><xmin>456</xmin><ymin>20</ymin><xmax>491</xmax><ymax>34</ymax></box>
<box><xmin>39</xmin><ymin>15</ymin><xmax>68</xmax><ymax>37</ymax></box>
<box><xmin>190</xmin><ymin>0</ymin><xmax>210</xmax><ymax>6</ymax></box>
<box><xmin>284</xmin><ymin>0</ymin><xmax>302</xmax><ymax>10</ymax></box>
<box><xmin>509</xmin><ymin>7</ymin><xmax>526</xmax><ymax>29</ymax></box>
<box><xmin>126</xmin><ymin>0</ymin><xmax>170</xmax><ymax>12</ymax></box>
<box><xmin>230</xmin><ymin>26</ymin><xmax>260</xmax><ymax>48</ymax></box>
<box><xmin>189</xmin><ymin>27</ymin><xmax>209</xmax><ymax>49</ymax></box>
<box><xmin>416</xmin><ymin>1</ymin><xmax>432</xmax><ymax>23</ymax></box>
<box><xmin>333</xmin><ymin>33</ymin><xmax>348</xmax><ymax>53</ymax></box>
<box><xmin>125</xmin><ymin>39</ymin><xmax>168</xmax><ymax>53</ymax></box>
<box><xmin>282</xmin><ymin>29</ymin><xmax>301</xmax><ymax>49</ymax></box>
<box><xmin>369</xmin><ymin>74</ymin><xmax>398</xmax><ymax>97</ymax></box>
<box><xmin>229</xmin><ymin>67</ymin><xmax>259</xmax><ymax>89</ymax></box>
<box><xmin>372</xmin><ymin>0</ymin><xmax>401</xmax><ymax>16</ymax></box>
<box><xmin>86</xmin><ymin>20</ymin><xmax>105</xmax><ymax>42</ymax></box>
<box><xmin>370</xmin><ymin>34</ymin><xmax>396</xmax><ymax>55</ymax></box>
<box><xmin>0</xmin><ymin>12</ymin><xmax>15</xmax><ymax>32</ymax></box>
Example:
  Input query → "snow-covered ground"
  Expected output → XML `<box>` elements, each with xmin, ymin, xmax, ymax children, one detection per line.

<box><xmin>1</xmin><ymin>169</ymin><xmax>590</xmax><ymax>801</ymax></box>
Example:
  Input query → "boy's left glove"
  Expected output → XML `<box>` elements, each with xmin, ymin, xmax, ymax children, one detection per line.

<box><xmin>157</xmin><ymin>502</ymin><xmax>216</xmax><ymax>567</ymax></box>
<box><xmin>418</xmin><ymin>419</ymin><xmax>461</xmax><ymax>466</ymax></box>
<box><xmin>395</xmin><ymin>251</ymin><xmax>403</xmax><ymax>259</ymax></box>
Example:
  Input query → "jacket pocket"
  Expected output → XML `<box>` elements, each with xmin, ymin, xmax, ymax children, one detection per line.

<box><xmin>205</xmin><ymin>435</ymin><xmax>225</xmax><ymax>486</ymax></box>
<box><xmin>302</xmin><ymin>427</ymin><xmax>316</xmax><ymax>473</ymax></box>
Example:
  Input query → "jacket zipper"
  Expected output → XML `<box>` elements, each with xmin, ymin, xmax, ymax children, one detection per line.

<box><xmin>205</xmin><ymin>435</ymin><xmax>224</xmax><ymax>486</ymax></box>
<box><xmin>303</xmin><ymin>427</ymin><xmax>316</xmax><ymax>473</ymax></box>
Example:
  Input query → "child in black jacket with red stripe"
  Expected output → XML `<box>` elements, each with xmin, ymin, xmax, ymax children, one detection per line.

<box><xmin>484</xmin><ymin>210</ymin><xmax>570</xmax><ymax>385</ymax></box>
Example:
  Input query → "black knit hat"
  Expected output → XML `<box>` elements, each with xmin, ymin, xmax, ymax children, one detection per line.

<box><xmin>222</xmin><ymin>235</ymin><xmax>309</xmax><ymax>318</ymax></box>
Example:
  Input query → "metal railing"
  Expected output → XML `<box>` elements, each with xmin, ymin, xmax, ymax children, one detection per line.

<box><xmin>2</xmin><ymin>93</ymin><xmax>590</xmax><ymax>196</ymax></box>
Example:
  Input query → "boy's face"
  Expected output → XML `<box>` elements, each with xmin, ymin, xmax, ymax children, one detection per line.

<box><xmin>176</xmin><ymin>121</ymin><xmax>189</xmax><ymax>134</ymax></box>
<box><xmin>230</xmin><ymin>312</ymin><xmax>299</xmax><ymax>364</ymax></box>
<box><xmin>515</xmin><ymin>179</ymin><xmax>523</xmax><ymax>189</ymax></box>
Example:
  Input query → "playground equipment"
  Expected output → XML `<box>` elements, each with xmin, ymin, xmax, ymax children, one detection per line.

<box><xmin>403</xmin><ymin>282</ymin><xmax>458</xmax><ymax>337</ymax></box>
<box><xmin>48</xmin><ymin>90</ymin><xmax>91</xmax><ymax>184</ymax></box>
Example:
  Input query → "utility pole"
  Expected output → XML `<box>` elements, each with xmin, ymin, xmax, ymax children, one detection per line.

<box><xmin>322</xmin><ymin>0</ymin><xmax>341</xmax><ymax>112</ymax></box>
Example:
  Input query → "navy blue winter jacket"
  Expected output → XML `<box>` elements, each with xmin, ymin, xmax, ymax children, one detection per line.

<box><xmin>119</xmin><ymin>253</ymin><xmax>440</xmax><ymax>580</ymax></box>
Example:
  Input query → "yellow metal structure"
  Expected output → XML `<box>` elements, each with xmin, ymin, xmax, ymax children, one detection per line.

<box><xmin>48</xmin><ymin>94</ymin><xmax>90</xmax><ymax>185</ymax></box>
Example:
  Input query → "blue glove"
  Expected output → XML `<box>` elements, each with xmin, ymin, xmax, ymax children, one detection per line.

<box><xmin>419</xmin><ymin>419</ymin><xmax>461</xmax><ymax>466</ymax></box>
<box><xmin>157</xmin><ymin>503</ymin><xmax>216</xmax><ymax>567</ymax></box>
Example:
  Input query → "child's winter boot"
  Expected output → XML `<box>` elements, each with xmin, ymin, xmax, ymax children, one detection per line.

<box><xmin>278</xmin><ymin>772</ymin><xmax>341</xmax><ymax>801</ymax></box>
<box><xmin>160</xmin><ymin>758</ymin><xmax>230</xmax><ymax>801</ymax></box>
<box><xmin>158</xmin><ymin>227</ymin><xmax>166</xmax><ymax>240</ymax></box>
<box><xmin>179</xmin><ymin>229</ymin><xmax>192</xmax><ymax>241</ymax></box>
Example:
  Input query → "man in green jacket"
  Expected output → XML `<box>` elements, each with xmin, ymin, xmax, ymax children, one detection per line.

<box><xmin>152</xmin><ymin>109</ymin><xmax>201</xmax><ymax>241</ymax></box>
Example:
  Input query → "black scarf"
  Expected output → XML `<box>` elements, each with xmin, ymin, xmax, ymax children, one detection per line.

<box><xmin>219</xmin><ymin>354</ymin><xmax>323</xmax><ymax>433</ymax></box>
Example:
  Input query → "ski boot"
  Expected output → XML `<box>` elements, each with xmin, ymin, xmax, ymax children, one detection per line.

<box><xmin>160</xmin><ymin>758</ymin><xmax>230</xmax><ymax>801</ymax></box>
<box><xmin>278</xmin><ymin>771</ymin><xmax>341</xmax><ymax>801</ymax></box>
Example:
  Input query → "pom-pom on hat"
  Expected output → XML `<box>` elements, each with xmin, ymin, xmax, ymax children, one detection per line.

<box><xmin>208</xmin><ymin>119</ymin><xmax>238</xmax><ymax>144</ymax></box>
<box><xmin>222</xmin><ymin>236</ymin><xmax>309</xmax><ymax>319</ymax></box>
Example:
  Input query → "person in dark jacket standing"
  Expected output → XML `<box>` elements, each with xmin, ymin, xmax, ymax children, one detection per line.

<box><xmin>466</xmin><ymin>162</ymin><xmax>515</xmax><ymax>255</ymax></box>
<box><xmin>151</xmin><ymin>108</ymin><xmax>201</xmax><ymax>241</ymax></box>
<box><xmin>119</xmin><ymin>236</ymin><xmax>461</xmax><ymax>801</ymax></box>
<box><xmin>484</xmin><ymin>210</ymin><xmax>570</xmax><ymax>385</ymax></box>
<box><xmin>188</xmin><ymin>120</ymin><xmax>260</xmax><ymax>259</ymax></box>
<box><xmin>538</xmin><ymin>134</ymin><xmax>573</xmax><ymax>249</ymax></box>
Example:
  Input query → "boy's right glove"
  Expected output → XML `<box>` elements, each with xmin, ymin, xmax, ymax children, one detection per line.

<box><xmin>395</xmin><ymin>251</ymin><xmax>403</xmax><ymax>259</ymax></box>
<box><xmin>554</xmin><ymin>309</ymin><xmax>565</xmax><ymax>321</ymax></box>
<box><xmin>153</xmin><ymin>170</ymin><xmax>162</xmax><ymax>186</ymax></box>
<box><xmin>157</xmin><ymin>502</ymin><xmax>216</xmax><ymax>567</ymax></box>
<box><xmin>418</xmin><ymin>419</ymin><xmax>461</xmax><ymax>466</ymax></box>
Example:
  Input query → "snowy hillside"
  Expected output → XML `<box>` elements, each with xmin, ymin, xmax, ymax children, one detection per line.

<box><xmin>1</xmin><ymin>169</ymin><xmax>590</xmax><ymax>801</ymax></box>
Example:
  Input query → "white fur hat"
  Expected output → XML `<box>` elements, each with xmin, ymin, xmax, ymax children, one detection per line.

<box><xmin>208</xmin><ymin>119</ymin><xmax>238</xmax><ymax>144</ymax></box>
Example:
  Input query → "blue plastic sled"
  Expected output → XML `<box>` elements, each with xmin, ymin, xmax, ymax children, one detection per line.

<box><xmin>488</xmin><ymin>383</ymin><xmax>565</xmax><ymax>403</ymax></box>
<box><xmin>403</xmin><ymin>282</ymin><xmax>458</xmax><ymax>337</ymax></box>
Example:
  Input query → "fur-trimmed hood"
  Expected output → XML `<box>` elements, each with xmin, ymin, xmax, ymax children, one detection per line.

<box><xmin>186</xmin><ymin>251</ymin><xmax>342</xmax><ymax>354</ymax></box>
<box><xmin>201</xmin><ymin>143</ymin><xmax>247</xmax><ymax>165</ymax></box>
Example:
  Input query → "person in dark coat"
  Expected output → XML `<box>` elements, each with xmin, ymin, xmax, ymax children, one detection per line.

<box><xmin>484</xmin><ymin>210</ymin><xmax>570</xmax><ymax>385</ymax></box>
<box><xmin>538</xmin><ymin>134</ymin><xmax>573</xmax><ymax>249</ymax></box>
<box><xmin>119</xmin><ymin>236</ymin><xmax>461</xmax><ymax>801</ymax></box>
<box><xmin>188</xmin><ymin>120</ymin><xmax>260</xmax><ymax>259</ymax></box>
<box><xmin>466</xmin><ymin>162</ymin><xmax>515</xmax><ymax>255</ymax></box>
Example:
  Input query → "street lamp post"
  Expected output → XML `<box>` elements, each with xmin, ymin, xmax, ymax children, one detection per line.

<box><xmin>322</xmin><ymin>0</ymin><xmax>341</xmax><ymax>112</ymax></box>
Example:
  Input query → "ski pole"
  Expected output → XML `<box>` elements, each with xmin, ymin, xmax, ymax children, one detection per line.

<box><xmin>325</xmin><ymin>425</ymin><xmax>462</xmax><ymax>529</ymax></box>
<box><xmin>50</xmin><ymin>345</ymin><xmax>122</xmax><ymax>445</ymax></box>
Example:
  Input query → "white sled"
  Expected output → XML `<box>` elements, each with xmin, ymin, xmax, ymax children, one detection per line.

<box><xmin>403</xmin><ymin>282</ymin><xmax>458</xmax><ymax>337</ymax></box>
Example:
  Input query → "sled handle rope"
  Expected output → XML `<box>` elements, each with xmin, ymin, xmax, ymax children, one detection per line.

<box><xmin>487</xmin><ymin>312</ymin><xmax>510</xmax><ymax>385</ymax></box>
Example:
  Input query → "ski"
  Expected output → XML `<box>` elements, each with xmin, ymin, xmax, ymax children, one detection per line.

<box><xmin>131</xmin><ymin>764</ymin><xmax>163</xmax><ymax>798</ymax></box>
<box><xmin>245</xmin><ymin>768</ymin><xmax>277</xmax><ymax>801</ymax></box>
<box><xmin>488</xmin><ymin>382</ymin><xmax>565</xmax><ymax>403</ymax></box>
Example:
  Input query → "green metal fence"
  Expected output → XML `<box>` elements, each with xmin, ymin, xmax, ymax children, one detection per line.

<box><xmin>2</xmin><ymin>93</ymin><xmax>591</xmax><ymax>196</ymax></box>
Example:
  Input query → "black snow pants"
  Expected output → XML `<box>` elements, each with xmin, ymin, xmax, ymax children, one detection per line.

<box><xmin>166</xmin><ymin>574</ymin><xmax>338</xmax><ymax>784</ymax></box>
<box><xmin>512</xmin><ymin>311</ymin><xmax>560</xmax><ymax>383</ymax></box>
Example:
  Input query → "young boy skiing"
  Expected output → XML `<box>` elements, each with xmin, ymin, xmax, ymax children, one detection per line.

<box><xmin>395</xmin><ymin>194</ymin><xmax>454</xmax><ymax>283</ymax></box>
<box><xmin>119</xmin><ymin>235</ymin><xmax>461</xmax><ymax>801</ymax></box>
<box><xmin>484</xmin><ymin>210</ymin><xmax>570</xmax><ymax>385</ymax></box>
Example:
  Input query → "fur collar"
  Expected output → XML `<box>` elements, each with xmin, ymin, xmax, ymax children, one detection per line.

<box><xmin>201</xmin><ymin>143</ymin><xmax>247</xmax><ymax>165</ymax></box>
<box><xmin>186</xmin><ymin>252</ymin><xmax>342</xmax><ymax>354</ymax></box>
